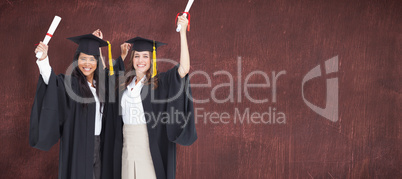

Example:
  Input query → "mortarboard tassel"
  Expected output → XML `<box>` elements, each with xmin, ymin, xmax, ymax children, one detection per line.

<box><xmin>152</xmin><ymin>40</ymin><xmax>157</xmax><ymax>78</ymax></box>
<box><xmin>107</xmin><ymin>41</ymin><xmax>114</xmax><ymax>76</ymax></box>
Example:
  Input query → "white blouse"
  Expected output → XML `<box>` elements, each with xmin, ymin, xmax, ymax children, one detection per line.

<box><xmin>121</xmin><ymin>76</ymin><xmax>147</xmax><ymax>125</ymax></box>
<box><xmin>36</xmin><ymin>57</ymin><xmax>103</xmax><ymax>135</ymax></box>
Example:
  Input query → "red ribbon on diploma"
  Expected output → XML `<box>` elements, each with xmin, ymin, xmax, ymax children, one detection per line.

<box><xmin>175</xmin><ymin>12</ymin><xmax>190</xmax><ymax>31</ymax></box>
<box><xmin>35</xmin><ymin>33</ymin><xmax>53</xmax><ymax>46</ymax></box>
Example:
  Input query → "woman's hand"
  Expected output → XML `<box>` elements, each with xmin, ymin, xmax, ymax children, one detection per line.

<box><xmin>92</xmin><ymin>29</ymin><xmax>103</xmax><ymax>39</ymax></box>
<box><xmin>35</xmin><ymin>42</ymin><xmax>48</xmax><ymax>61</ymax></box>
<box><xmin>177</xmin><ymin>15</ymin><xmax>189</xmax><ymax>34</ymax></box>
<box><xmin>120</xmin><ymin>43</ymin><xmax>131</xmax><ymax>61</ymax></box>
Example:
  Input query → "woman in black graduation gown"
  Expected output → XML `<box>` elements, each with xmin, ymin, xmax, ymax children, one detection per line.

<box><xmin>29</xmin><ymin>30</ymin><xmax>123</xmax><ymax>179</ymax></box>
<box><xmin>103</xmin><ymin>15</ymin><xmax>197</xmax><ymax>179</ymax></box>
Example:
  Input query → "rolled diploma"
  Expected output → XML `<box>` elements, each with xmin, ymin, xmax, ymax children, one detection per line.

<box><xmin>176</xmin><ymin>0</ymin><xmax>194</xmax><ymax>32</ymax></box>
<box><xmin>36</xmin><ymin>16</ymin><xmax>61</xmax><ymax>59</ymax></box>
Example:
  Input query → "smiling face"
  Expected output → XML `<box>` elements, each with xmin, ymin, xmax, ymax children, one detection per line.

<box><xmin>133</xmin><ymin>51</ymin><xmax>151</xmax><ymax>74</ymax></box>
<box><xmin>77</xmin><ymin>52</ymin><xmax>97</xmax><ymax>77</ymax></box>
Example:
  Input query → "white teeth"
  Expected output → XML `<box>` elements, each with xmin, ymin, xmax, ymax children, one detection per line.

<box><xmin>138</xmin><ymin>65</ymin><xmax>145</xmax><ymax>67</ymax></box>
<box><xmin>83</xmin><ymin>68</ymin><xmax>91</xmax><ymax>71</ymax></box>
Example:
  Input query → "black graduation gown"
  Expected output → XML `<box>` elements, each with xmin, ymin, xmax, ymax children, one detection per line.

<box><xmin>29</xmin><ymin>64</ymin><xmax>119</xmax><ymax>179</ymax></box>
<box><xmin>102</xmin><ymin>61</ymin><xmax>197</xmax><ymax>179</ymax></box>
<box><xmin>100</xmin><ymin>57</ymin><xmax>125</xmax><ymax>178</ymax></box>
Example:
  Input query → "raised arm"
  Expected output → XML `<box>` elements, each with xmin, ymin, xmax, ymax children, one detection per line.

<box><xmin>177</xmin><ymin>15</ymin><xmax>190</xmax><ymax>78</ymax></box>
<box><xmin>99</xmin><ymin>47</ymin><xmax>106</xmax><ymax>69</ymax></box>
<box><xmin>31</xmin><ymin>41</ymin><xmax>68</xmax><ymax>151</ymax></box>
<box><xmin>92</xmin><ymin>29</ymin><xmax>106</xmax><ymax>69</ymax></box>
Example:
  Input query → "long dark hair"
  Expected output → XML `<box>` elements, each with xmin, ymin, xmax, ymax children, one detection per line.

<box><xmin>123</xmin><ymin>50</ymin><xmax>159</xmax><ymax>90</ymax></box>
<box><xmin>72</xmin><ymin>52</ymin><xmax>104</xmax><ymax>110</ymax></box>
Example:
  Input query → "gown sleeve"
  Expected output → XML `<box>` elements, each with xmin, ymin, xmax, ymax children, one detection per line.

<box><xmin>113</xmin><ymin>56</ymin><xmax>125</xmax><ymax>72</ymax></box>
<box><xmin>36</xmin><ymin>57</ymin><xmax>52</xmax><ymax>84</ymax></box>
<box><xmin>29</xmin><ymin>69</ymin><xmax>70</xmax><ymax>151</ymax></box>
<box><xmin>159</xmin><ymin>64</ymin><xmax>197</xmax><ymax>146</ymax></box>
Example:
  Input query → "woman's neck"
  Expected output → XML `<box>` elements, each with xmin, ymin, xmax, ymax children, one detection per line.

<box><xmin>86</xmin><ymin>74</ymin><xmax>94</xmax><ymax>87</ymax></box>
<box><xmin>135</xmin><ymin>72</ymin><xmax>145</xmax><ymax>85</ymax></box>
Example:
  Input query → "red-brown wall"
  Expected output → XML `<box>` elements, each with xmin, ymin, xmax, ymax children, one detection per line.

<box><xmin>0</xmin><ymin>0</ymin><xmax>400</xmax><ymax>178</ymax></box>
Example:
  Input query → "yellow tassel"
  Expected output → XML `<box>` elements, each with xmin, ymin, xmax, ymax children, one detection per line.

<box><xmin>152</xmin><ymin>40</ymin><xmax>157</xmax><ymax>78</ymax></box>
<box><xmin>107</xmin><ymin>41</ymin><xmax>114</xmax><ymax>76</ymax></box>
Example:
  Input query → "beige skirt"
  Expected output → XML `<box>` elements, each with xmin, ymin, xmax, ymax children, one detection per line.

<box><xmin>122</xmin><ymin>124</ymin><xmax>156</xmax><ymax>179</ymax></box>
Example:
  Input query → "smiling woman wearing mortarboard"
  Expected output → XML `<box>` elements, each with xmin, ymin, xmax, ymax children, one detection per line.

<box><xmin>102</xmin><ymin>15</ymin><xmax>197</xmax><ymax>179</ymax></box>
<box><xmin>29</xmin><ymin>30</ymin><xmax>124</xmax><ymax>179</ymax></box>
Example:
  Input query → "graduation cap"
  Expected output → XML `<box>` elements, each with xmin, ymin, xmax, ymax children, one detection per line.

<box><xmin>67</xmin><ymin>34</ymin><xmax>108</xmax><ymax>56</ymax></box>
<box><xmin>125</xmin><ymin>37</ymin><xmax>167</xmax><ymax>52</ymax></box>
<box><xmin>125</xmin><ymin>37</ymin><xmax>167</xmax><ymax>78</ymax></box>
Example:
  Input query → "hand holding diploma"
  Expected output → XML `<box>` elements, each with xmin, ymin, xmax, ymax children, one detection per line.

<box><xmin>34</xmin><ymin>42</ymin><xmax>48</xmax><ymax>61</ymax></box>
<box><xmin>35</xmin><ymin>16</ymin><xmax>61</xmax><ymax>59</ymax></box>
<box><xmin>176</xmin><ymin>0</ymin><xmax>194</xmax><ymax>32</ymax></box>
<box><xmin>177</xmin><ymin>15</ymin><xmax>189</xmax><ymax>34</ymax></box>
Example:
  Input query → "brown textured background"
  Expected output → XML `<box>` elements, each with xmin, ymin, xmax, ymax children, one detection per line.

<box><xmin>0</xmin><ymin>0</ymin><xmax>401</xmax><ymax>178</ymax></box>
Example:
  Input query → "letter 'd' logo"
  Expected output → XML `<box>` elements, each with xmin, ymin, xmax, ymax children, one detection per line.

<box><xmin>302</xmin><ymin>56</ymin><xmax>339</xmax><ymax>122</ymax></box>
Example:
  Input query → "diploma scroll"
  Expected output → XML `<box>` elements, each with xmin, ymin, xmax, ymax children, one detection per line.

<box><xmin>36</xmin><ymin>16</ymin><xmax>62</xmax><ymax>59</ymax></box>
<box><xmin>176</xmin><ymin>0</ymin><xmax>194</xmax><ymax>32</ymax></box>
